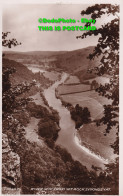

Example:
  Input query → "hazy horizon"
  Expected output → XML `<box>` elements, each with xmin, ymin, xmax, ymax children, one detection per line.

<box><xmin>2</xmin><ymin>45</ymin><xmax>95</xmax><ymax>53</ymax></box>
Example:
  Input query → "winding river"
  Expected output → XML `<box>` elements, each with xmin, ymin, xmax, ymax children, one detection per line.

<box><xmin>44</xmin><ymin>73</ymin><xmax>108</xmax><ymax>170</ymax></box>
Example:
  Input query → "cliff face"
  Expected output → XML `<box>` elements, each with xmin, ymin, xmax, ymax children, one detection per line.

<box><xmin>2</xmin><ymin>133</ymin><xmax>21</xmax><ymax>194</ymax></box>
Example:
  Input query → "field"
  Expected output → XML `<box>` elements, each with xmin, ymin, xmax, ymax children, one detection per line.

<box><xmin>43</xmin><ymin>71</ymin><xmax>61</xmax><ymax>81</ymax></box>
<box><xmin>57</xmin><ymin>75</ymin><xmax>111</xmax><ymax>119</ymax></box>
<box><xmin>61</xmin><ymin>91</ymin><xmax>111</xmax><ymax>119</ymax></box>
<box><xmin>78</xmin><ymin>123</ymin><xmax>117</xmax><ymax>161</ymax></box>
<box><xmin>64</xmin><ymin>75</ymin><xmax>80</xmax><ymax>84</ymax></box>
<box><xmin>61</xmin><ymin>93</ymin><xmax>103</xmax><ymax>119</ymax></box>
<box><xmin>29</xmin><ymin>92</ymin><xmax>50</xmax><ymax>111</ymax></box>
<box><xmin>58</xmin><ymin>84</ymin><xmax>91</xmax><ymax>95</ymax></box>
<box><xmin>57</xmin><ymin>74</ymin><xmax>116</xmax><ymax>162</ymax></box>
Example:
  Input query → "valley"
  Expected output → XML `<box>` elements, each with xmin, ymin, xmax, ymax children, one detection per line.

<box><xmin>2</xmin><ymin>46</ymin><xmax>118</xmax><ymax>194</ymax></box>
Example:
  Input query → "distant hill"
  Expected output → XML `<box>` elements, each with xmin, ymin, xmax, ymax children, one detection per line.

<box><xmin>3</xmin><ymin>50</ymin><xmax>67</xmax><ymax>59</ymax></box>
<box><xmin>3</xmin><ymin>46</ymin><xmax>101</xmax><ymax>81</ymax></box>
<box><xmin>3</xmin><ymin>58</ymin><xmax>51</xmax><ymax>88</ymax></box>
<box><xmin>3</xmin><ymin>58</ymin><xmax>34</xmax><ymax>85</ymax></box>
<box><xmin>52</xmin><ymin>46</ymin><xmax>101</xmax><ymax>81</ymax></box>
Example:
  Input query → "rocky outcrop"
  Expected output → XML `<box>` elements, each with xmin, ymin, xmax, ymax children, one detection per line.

<box><xmin>2</xmin><ymin>133</ymin><xmax>21</xmax><ymax>194</ymax></box>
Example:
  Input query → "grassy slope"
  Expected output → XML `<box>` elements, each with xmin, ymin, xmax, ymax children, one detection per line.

<box><xmin>58</xmin><ymin>76</ymin><xmax>115</xmax><ymax>162</ymax></box>
<box><xmin>59</xmin><ymin>89</ymin><xmax>116</xmax><ymax>162</ymax></box>
<box><xmin>64</xmin><ymin>75</ymin><xmax>80</xmax><ymax>84</ymax></box>
<box><xmin>53</xmin><ymin>46</ymin><xmax>101</xmax><ymax>81</ymax></box>
<box><xmin>3</xmin><ymin>58</ymin><xmax>52</xmax><ymax>92</ymax></box>
<box><xmin>43</xmin><ymin>71</ymin><xmax>61</xmax><ymax>81</ymax></box>
<box><xmin>58</xmin><ymin>84</ymin><xmax>90</xmax><ymax>94</ymax></box>
<box><xmin>78</xmin><ymin>123</ymin><xmax>117</xmax><ymax>160</ymax></box>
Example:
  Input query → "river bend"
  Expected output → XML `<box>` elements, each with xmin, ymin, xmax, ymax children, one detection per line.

<box><xmin>44</xmin><ymin>73</ymin><xmax>107</xmax><ymax>170</ymax></box>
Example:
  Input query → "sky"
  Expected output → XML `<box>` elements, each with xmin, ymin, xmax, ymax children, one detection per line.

<box><xmin>2</xmin><ymin>3</ymin><xmax>112</xmax><ymax>52</ymax></box>
<box><xmin>2</xmin><ymin>4</ymin><xmax>100</xmax><ymax>51</ymax></box>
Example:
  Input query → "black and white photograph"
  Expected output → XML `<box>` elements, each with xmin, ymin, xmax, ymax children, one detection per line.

<box><xmin>2</xmin><ymin>1</ymin><xmax>120</xmax><ymax>195</ymax></box>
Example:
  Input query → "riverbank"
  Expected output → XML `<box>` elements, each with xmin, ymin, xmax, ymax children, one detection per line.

<box><xmin>74</xmin><ymin>131</ymin><xmax>108</xmax><ymax>164</ymax></box>
<box><xmin>59</xmin><ymin>97</ymin><xmax>116</xmax><ymax>162</ymax></box>
<box><xmin>44</xmin><ymin>73</ymin><xmax>108</xmax><ymax>170</ymax></box>
<box><xmin>21</xmin><ymin>72</ymin><xmax>101</xmax><ymax>194</ymax></box>
<box><xmin>28</xmin><ymin>76</ymin><xmax>113</xmax><ymax>163</ymax></box>
<box><xmin>53</xmin><ymin>72</ymin><xmax>118</xmax><ymax>168</ymax></box>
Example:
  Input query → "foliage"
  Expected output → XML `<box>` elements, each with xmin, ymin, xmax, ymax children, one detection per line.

<box><xmin>38</xmin><ymin>117</ymin><xmax>60</xmax><ymax>141</ymax></box>
<box><xmin>2</xmin><ymin>32</ymin><xmax>35</xmax><ymax>120</ymax></box>
<box><xmin>77</xmin><ymin>4</ymin><xmax>119</xmax><ymax>154</ymax></box>
<box><xmin>2</xmin><ymin>32</ymin><xmax>21</xmax><ymax>48</ymax></box>
<box><xmin>70</xmin><ymin>104</ymin><xmax>91</xmax><ymax>129</ymax></box>
<box><xmin>26</xmin><ymin>101</ymin><xmax>60</xmax><ymax>143</ymax></box>
<box><xmin>26</xmin><ymin>102</ymin><xmax>48</xmax><ymax>118</ymax></box>
<box><xmin>34</xmin><ymin>72</ymin><xmax>52</xmax><ymax>87</ymax></box>
<box><xmin>55</xmin><ymin>145</ymin><xmax>73</xmax><ymax>163</ymax></box>
<box><xmin>2</xmin><ymin>78</ymin><xmax>34</xmax><ymax>118</ymax></box>
<box><xmin>77</xmin><ymin>4</ymin><xmax>119</xmax><ymax>194</ymax></box>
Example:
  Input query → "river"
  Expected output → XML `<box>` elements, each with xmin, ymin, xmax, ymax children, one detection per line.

<box><xmin>44</xmin><ymin>73</ymin><xmax>108</xmax><ymax>170</ymax></box>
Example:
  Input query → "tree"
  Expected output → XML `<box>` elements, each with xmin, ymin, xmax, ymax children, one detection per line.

<box><xmin>70</xmin><ymin>104</ymin><xmax>91</xmax><ymax>129</ymax></box>
<box><xmin>77</xmin><ymin>4</ymin><xmax>119</xmax><ymax>194</ymax></box>
<box><xmin>82</xmin><ymin>107</ymin><xmax>91</xmax><ymax>123</ymax></box>
<box><xmin>2</xmin><ymin>32</ymin><xmax>21</xmax><ymax>48</ymax></box>
<box><xmin>77</xmin><ymin>3</ymin><xmax>119</xmax><ymax>154</ymax></box>
<box><xmin>2</xmin><ymin>32</ymin><xmax>35</xmax><ymax>128</ymax></box>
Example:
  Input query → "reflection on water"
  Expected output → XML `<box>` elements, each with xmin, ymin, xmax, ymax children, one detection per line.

<box><xmin>44</xmin><ymin>73</ymin><xmax>106</xmax><ymax>170</ymax></box>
